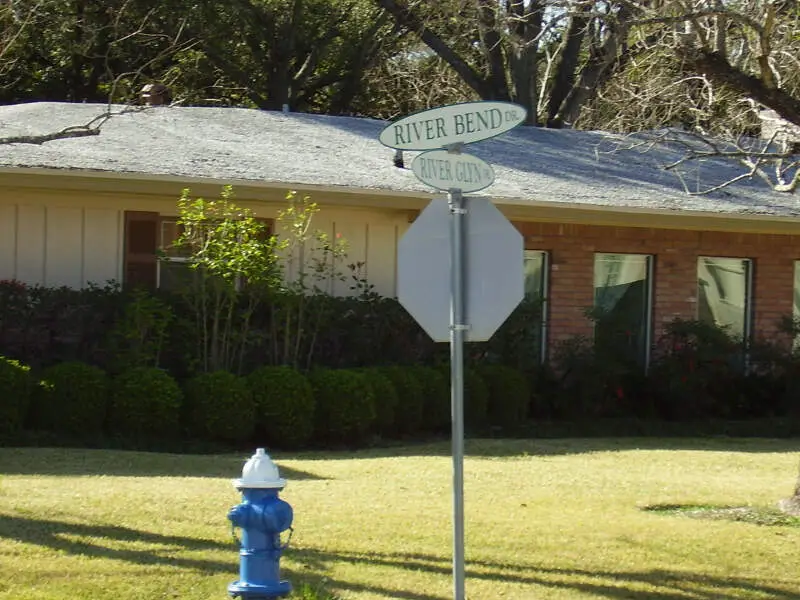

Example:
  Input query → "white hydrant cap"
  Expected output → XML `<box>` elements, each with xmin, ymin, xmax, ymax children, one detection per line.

<box><xmin>233</xmin><ymin>448</ymin><xmax>287</xmax><ymax>490</ymax></box>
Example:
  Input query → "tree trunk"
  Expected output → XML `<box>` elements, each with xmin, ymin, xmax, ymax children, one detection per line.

<box><xmin>508</xmin><ymin>0</ymin><xmax>544</xmax><ymax>125</ymax></box>
<box><xmin>477</xmin><ymin>0</ymin><xmax>510</xmax><ymax>101</ymax></box>
<box><xmin>553</xmin><ymin>6</ymin><xmax>634</xmax><ymax>128</ymax></box>
<box><xmin>546</xmin><ymin>11</ymin><xmax>589</xmax><ymax>127</ymax></box>
<box><xmin>69</xmin><ymin>0</ymin><xmax>86</xmax><ymax>102</ymax></box>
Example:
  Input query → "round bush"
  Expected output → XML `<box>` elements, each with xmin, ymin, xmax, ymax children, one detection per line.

<box><xmin>478</xmin><ymin>364</ymin><xmax>530</xmax><ymax>431</ymax></box>
<box><xmin>436</xmin><ymin>365</ymin><xmax>489</xmax><ymax>433</ymax></box>
<box><xmin>184</xmin><ymin>371</ymin><xmax>254</xmax><ymax>443</ymax></box>
<box><xmin>308</xmin><ymin>369</ymin><xmax>376</xmax><ymax>444</ymax></box>
<box><xmin>33</xmin><ymin>361</ymin><xmax>108</xmax><ymax>436</ymax></box>
<box><xmin>378</xmin><ymin>366</ymin><xmax>425</xmax><ymax>436</ymax></box>
<box><xmin>0</xmin><ymin>356</ymin><xmax>31</xmax><ymax>436</ymax></box>
<box><xmin>108</xmin><ymin>367</ymin><xmax>182</xmax><ymax>438</ymax></box>
<box><xmin>356</xmin><ymin>368</ymin><xmax>398</xmax><ymax>437</ymax></box>
<box><xmin>247</xmin><ymin>366</ymin><xmax>315</xmax><ymax>449</ymax></box>
<box><xmin>408</xmin><ymin>366</ymin><xmax>449</xmax><ymax>433</ymax></box>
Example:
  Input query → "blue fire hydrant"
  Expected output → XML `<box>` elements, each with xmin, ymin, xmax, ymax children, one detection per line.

<box><xmin>228</xmin><ymin>448</ymin><xmax>293</xmax><ymax>599</ymax></box>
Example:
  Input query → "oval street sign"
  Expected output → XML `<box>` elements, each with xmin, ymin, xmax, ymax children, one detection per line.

<box><xmin>411</xmin><ymin>150</ymin><xmax>495</xmax><ymax>193</ymax></box>
<box><xmin>379</xmin><ymin>101</ymin><xmax>527</xmax><ymax>151</ymax></box>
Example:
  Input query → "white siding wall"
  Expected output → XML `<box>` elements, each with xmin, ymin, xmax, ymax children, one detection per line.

<box><xmin>0</xmin><ymin>204</ymin><xmax>122</xmax><ymax>287</ymax></box>
<box><xmin>45</xmin><ymin>207</ymin><xmax>83</xmax><ymax>288</ymax></box>
<box><xmin>0</xmin><ymin>204</ymin><xmax>16</xmax><ymax>279</ymax></box>
<box><xmin>84</xmin><ymin>208</ymin><xmax>123</xmax><ymax>285</ymax></box>
<box><xmin>0</xmin><ymin>195</ymin><xmax>407</xmax><ymax>298</ymax></box>
<box><xmin>16</xmin><ymin>205</ymin><xmax>46</xmax><ymax>284</ymax></box>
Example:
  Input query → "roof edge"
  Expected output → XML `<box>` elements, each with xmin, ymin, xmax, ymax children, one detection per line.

<box><xmin>3</xmin><ymin>166</ymin><xmax>800</xmax><ymax>234</ymax></box>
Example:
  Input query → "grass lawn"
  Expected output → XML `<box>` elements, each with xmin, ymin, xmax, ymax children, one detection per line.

<box><xmin>0</xmin><ymin>438</ymin><xmax>798</xmax><ymax>599</ymax></box>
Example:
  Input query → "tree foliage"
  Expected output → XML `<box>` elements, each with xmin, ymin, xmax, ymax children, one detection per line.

<box><xmin>0</xmin><ymin>0</ymin><xmax>191</xmax><ymax>103</ymax></box>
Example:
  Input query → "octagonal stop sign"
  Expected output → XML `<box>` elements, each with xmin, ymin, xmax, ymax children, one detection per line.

<box><xmin>398</xmin><ymin>197</ymin><xmax>524</xmax><ymax>343</ymax></box>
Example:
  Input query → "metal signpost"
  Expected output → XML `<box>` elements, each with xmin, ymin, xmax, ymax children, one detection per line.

<box><xmin>381</xmin><ymin>101</ymin><xmax>526</xmax><ymax>600</ymax></box>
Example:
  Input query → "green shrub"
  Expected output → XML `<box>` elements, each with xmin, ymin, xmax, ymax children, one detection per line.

<box><xmin>184</xmin><ymin>371</ymin><xmax>254</xmax><ymax>443</ymax></box>
<box><xmin>108</xmin><ymin>367</ymin><xmax>182</xmax><ymax>438</ymax></box>
<box><xmin>247</xmin><ymin>366</ymin><xmax>315</xmax><ymax>448</ymax></box>
<box><xmin>436</xmin><ymin>364</ymin><xmax>489</xmax><ymax>433</ymax></box>
<box><xmin>308</xmin><ymin>369</ymin><xmax>375</xmax><ymax>443</ymax></box>
<box><xmin>0</xmin><ymin>356</ymin><xmax>31</xmax><ymax>436</ymax></box>
<box><xmin>32</xmin><ymin>361</ymin><xmax>109</xmax><ymax>437</ymax></box>
<box><xmin>408</xmin><ymin>366</ymin><xmax>449</xmax><ymax>433</ymax></box>
<box><xmin>478</xmin><ymin>365</ymin><xmax>530</xmax><ymax>431</ymax></box>
<box><xmin>355</xmin><ymin>368</ymin><xmax>398</xmax><ymax>437</ymax></box>
<box><xmin>378</xmin><ymin>366</ymin><xmax>425</xmax><ymax>436</ymax></box>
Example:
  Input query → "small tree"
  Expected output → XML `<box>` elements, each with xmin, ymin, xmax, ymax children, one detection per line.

<box><xmin>169</xmin><ymin>185</ymin><xmax>283</xmax><ymax>373</ymax></box>
<box><xmin>269</xmin><ymin>190</ymin><xmax>348</xmax><ymax>369</ymax></box>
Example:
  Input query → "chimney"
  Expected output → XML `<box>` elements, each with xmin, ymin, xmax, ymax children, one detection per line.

<box><xmin>140</xmin><ymin>83</ymin><xmax>171</xmax><ymax>106</ymax></box>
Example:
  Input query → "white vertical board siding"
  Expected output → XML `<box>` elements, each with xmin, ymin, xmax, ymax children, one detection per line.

<box><xmin>309</xmin><ymin>213</ymin><xmax>336</xmax><ymax>295</ymax></box>
<box><xmin>333</xmin><ymin>219</ymin><xmax>367</xmax><ymax>296</ymax></box>
<box><xmin>0</xmin><ymin>204</ymin><xmax>16</xmax><ymax>281</ymax></box>
<box><xmin>83</xmin><ymin>208</ymin><xmax>122</xmax><ymax>286</ymax></box>
<box><xmin>15</xmin><ymin>205</ymin><xmax>46</xmax><ymax>285</ymax></box>
<box><xmin>45</xmin><ymin>207</ymin><xmax>84</xmax><ymax>288</ymax></box>
<box><xmin>366</xmin><ymin>221</ymin><xmax>400</xmax><ymax>298</ymax></box>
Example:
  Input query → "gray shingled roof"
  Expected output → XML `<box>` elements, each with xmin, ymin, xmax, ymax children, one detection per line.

<box><xmin>0</xmin><ymin>101</ymin><xmax>798</xmax><ymax>217</ymax></box>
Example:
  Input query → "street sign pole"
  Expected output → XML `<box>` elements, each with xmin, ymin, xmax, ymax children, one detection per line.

<box><xmin>380</xmin><ymin>100</ymin><xmax>527</xmax><ymax>600</ymax></box>
<box><xmin>448</xmin><ymin>188</ymin><xmax>466</xmax><ymax>600</ymax></box>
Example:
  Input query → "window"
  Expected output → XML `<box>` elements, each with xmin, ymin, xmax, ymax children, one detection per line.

<box><xmin>123</xmin><ymin>211</ymin><xmax>159</xmax><ymax>289</ymax></box>
<box><xmin>794</xmin><ymin>261</ymin><xmax>800</xmax><ymax>345</ymax></box>
<box><xmin>157</xmin><ymin>219</ymin><xmax>195</xmax><ymax>291</ymax></box>
<box><xmin>156</xmin><ymin>217</ymin><xmax>274</xmax><ymax>291</ymax></box>
<box><xmin>524</xmin><ymin>250</ymin><xmax>549</xmax><ymax>363</ymax></box>
<box><xmin>593</xmin><ymin>253</ymin><xmax>653</xmax><ymax>365</ymax></box>
<box><xmin>697</xmin><ymin>257</ymin><xmax>752</xmax><ymax>340</ymax></box>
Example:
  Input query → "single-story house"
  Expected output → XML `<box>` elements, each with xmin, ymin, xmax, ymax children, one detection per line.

<box><xmin>1</xmin><ymin>101</ymin><xmax>800</xmax><ymax>362</ymax></box>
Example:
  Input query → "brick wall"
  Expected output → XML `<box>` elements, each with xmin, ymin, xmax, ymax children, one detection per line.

<box><xmin>516</xmin><ymin>221</ymin><xmax>800</xmax><ymax>347</ymax></box>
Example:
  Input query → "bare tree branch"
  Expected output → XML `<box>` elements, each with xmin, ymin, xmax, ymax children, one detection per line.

<box><xmin>0</xmin><ymin>105</ymin><xmax>148</xmax><ymax>145</ymax></box>
<box><xmin>599</xmin><ymin>127</ymin><xmax>800</xmax><ymax>196</ymax></box>
<box><xmin>373</xmin><ymin>0</ymin><xmax>493</xmax><ymax>99</ymax></box>
<box><xmin>677</xmin><ymin>47</ymin><xmax>800</xmax><ymax>127</ymax></box>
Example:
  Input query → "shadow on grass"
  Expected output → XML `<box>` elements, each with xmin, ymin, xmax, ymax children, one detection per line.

<box><xmin>292</xmin><ymin>433</ymin><xmax>800</xmax><ymax>461</ymax></box>
<box><xmin>2</xmin><ymin>513</ymin><xmax>795</xmax><ymax>600</ymax></box>
<box><xmin>0</xmin><ymin>447</ymin><xmax>325</xmax><ymax>480</ymax></box>
<box><xmin>290</xmin><ymin>546</ymin><xmax>800</xmax><ymax>600</ymax></box>
<box><xmin>0</xmin><ymin>513</ymin><xmax>235</xmax><ymax>573</ymax></box>
<box><xmin>643</xmin><ymin>503</ymin><xmax>800</xmax><ymax>527</ymax></box>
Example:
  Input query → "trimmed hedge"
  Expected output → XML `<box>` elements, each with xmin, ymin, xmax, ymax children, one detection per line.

<box><xmin>248</xmin><ymin>366</ymin><xmax>315</xmax><ymax>449</ymax></box>
<box><xmin>184</xmin><ymin>371</ymin><xmax>254</xmax><ymax>443</ymax></box>
<box><xmin>356</xmin><ymin>367</ymin><xmax>399</xmax><ymax>437</ymax></box>
<box><xmin>108</xmin><ymin>367</ymin><xmax>182</xmax><ymax>438</ymax></box>
<box><xmin>33</xmin><ymin>361</ymin><xmax>108</xmax><ymax>436</ymax></box>
<box><xmin>478</xmin><ymin>364</ymin><xmax>530</xmax><ymax>431</ymax></box>
<box><xmin>378</xmin><ymin>366</ymin><xmax>425</xmax><ymax>436</ymax></box>
<box><xmin>309</xmin><ymin>368</ymin><xmax>376</xmax><ymax>443</ymax></box>
<box><xmin>408</xmin><ymin>365</ymin><xmax>449</xmax><ymax>433</ymax></box>
<box><xmin>0</xmin><ymin>356</ymin><xmax>31</xmax><ymax>436</ymax></box>
<box><xmin>436</xmin><ymin>365</ymin><xmax>489</xmax><ymax>433</ymax></box>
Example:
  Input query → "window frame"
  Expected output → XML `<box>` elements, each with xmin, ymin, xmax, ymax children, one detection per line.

<box><xmin>156</xmin><ymin>216</ymin><xmax>274</xmax><ymax>291</ymax></box>
<box><xmin>157</xmin><ymin>218</ymin><xmax>193</xmax><ymax>290</ymax></box>
<box><xmin>696</xmin><ymin>256</ymin><xmax>753</xmax><ymax>343</ymax></box>
<box><xmin>524</xmin><ymin>249</ymin><xmax>550</xmax><ymax>364</ymax></box>
<box><xmin>592</xmin><ymin>252</ymin><xmax>654</xmax><ymax>368</ymax></box>
<box><xmin>794</xmin><ymin>260</ymin><xmax>800</xmax><ymax>348</ymax></box>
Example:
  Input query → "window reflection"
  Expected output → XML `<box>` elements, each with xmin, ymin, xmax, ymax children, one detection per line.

<box><xmin>524</xmin><ymin>250</ymin><xmax>548</xmax><ymax>363</ymax></box>
<box><xmin>593</xmin><ymin>253</ymin><xmax>652</xmax><ymax>365</ymax></box>
<box><xmin>697</xmin><ymin>257</ymin><xmax>751</xmax><ymax>339</ymax></box>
